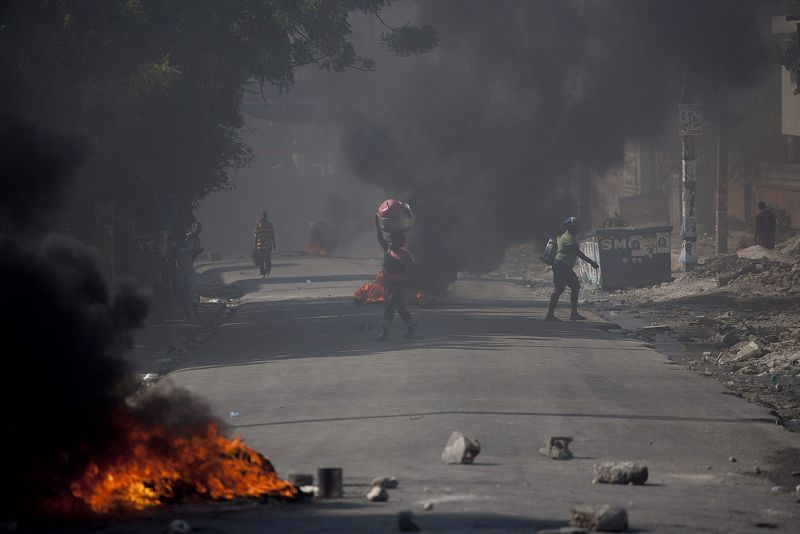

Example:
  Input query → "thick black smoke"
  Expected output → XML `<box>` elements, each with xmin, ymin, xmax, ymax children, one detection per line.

<box><xmin>0</xmin><ymin>117</ymin><xmax>214</xmax><ymax>517</ymax></box>
<box><xmin>343</xmin><ymin>0</ymin><xmax>771</xmax><ymax>291</ymax></box>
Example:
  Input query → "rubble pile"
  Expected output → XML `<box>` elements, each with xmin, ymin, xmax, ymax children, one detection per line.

<box><xmin>593</xmin><ymin>240</ymin><xmax>800</xmax><ymax>423</ymax></box>
<box><xmin>497</xmin><ymin>235</ymin><xmax>800</xmax><ymax>424</ymax></box>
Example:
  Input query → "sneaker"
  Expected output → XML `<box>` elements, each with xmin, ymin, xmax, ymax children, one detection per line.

<box><xmin>544</xmin><ymin>315</ymin><xmax>561</xmax><ymax>322</ymax></box>
<box><xmin>570</xmin><ymin>313</ymin><xmax>587</xmax><ymax>321</ymax></box>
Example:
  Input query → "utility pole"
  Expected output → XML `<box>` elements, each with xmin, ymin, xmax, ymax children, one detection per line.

<box><xmin>715</xmin><ymin>96</ymin><xmax>728</xmax><ymax>254</ymax></box>
<box><xmin>678</xmin><ymin>74</ymin><xmax>701</xmax><ymax>271</ymax></box>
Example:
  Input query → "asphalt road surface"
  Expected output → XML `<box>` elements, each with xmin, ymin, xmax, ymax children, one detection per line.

<box><xmin>105</xmin><ymin>256</ymin><xmax>800</xmax><ymax>533</ymax></box>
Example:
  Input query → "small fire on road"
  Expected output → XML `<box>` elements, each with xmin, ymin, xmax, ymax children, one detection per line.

<box><xmin>303</xmin><ymin>242</ymin><xmax>328</xmax><ymax>256</ymax></box>
<box><xmin>53</xmin><ymin>421</ymin><xmax>297</xmax><ymax>514</ymax></box>
<box><xmin>354</xmin><ymin>270</ymin><xmax>424</xmax><ymax>305</ymax></box>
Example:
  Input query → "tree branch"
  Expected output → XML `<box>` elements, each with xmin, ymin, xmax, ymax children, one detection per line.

<box><xmin>374</xmin><ymin>11</ymin><xmax>397</xmax><ymax>32</ymax></box>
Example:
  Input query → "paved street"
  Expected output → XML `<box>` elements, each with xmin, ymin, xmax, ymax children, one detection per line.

<box><xmin>115</xmin><ymin>256</ymin><xmax>800</xmax><ymax>533</ymax></box>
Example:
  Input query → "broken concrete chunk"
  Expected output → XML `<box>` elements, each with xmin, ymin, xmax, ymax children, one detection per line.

<box><xmin>571</xmin><ymin>505</ymin><xmax>628</xmax><ymax>532</ymax></box>
<box><xmin>734</xmin><ymin>341</ymin><xmax>769</xmax><ymax>363</ymax></box>
<box><xmin>539</xmin><ymin>436</ymin><xmax>574</xmax><ymax>460</ymax></box>
<box><xmin>592</xmin><ymin>462</ymin><xmax>648</xmax><ymax>485</ymax></box>
<box><xmin>366</xmin><ymin>484</ymin><xmax>389</xmax><ymax>502</ymax></box>
<box><xmin>398</xmin><ymin>510</ymin><xmax>421</xmax><ymax>532</ymax></box>
<box><xmin>287</xmin><ymin>472</ymin><xmax>314</xmax><ymax>486</ymax></box>
<box><xmin>372</xmin><ymin>475</ymin><xmax>399</xmax><ymax>489</ymax></box>
<box><xmin>714</xmin><ymin>331</ymin><xmax>740</xmax><ymax>349</ymax></box>
<box><xmin>441</xmin><ymin>431</ymin><xmax>481</xmax><ymax>464</ymax></box>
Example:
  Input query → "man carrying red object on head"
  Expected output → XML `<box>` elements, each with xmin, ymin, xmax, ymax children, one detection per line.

<box><xmin>374</xmin><ymin>199</ymin><xmax>417</xmax><ymax>341</ymax></box>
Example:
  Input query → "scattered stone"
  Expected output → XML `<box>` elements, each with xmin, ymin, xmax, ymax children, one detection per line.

<box><xmin>734</xmin><ymin>341</ymin><xmax>769</xmax><ymax>363</ymax></box>
<box><xmin>539</xmin><ymin>436</ymin><xmax>574</xmax><ymax>460</ymax></box>
<box><xmin>299</xmin><ymin>485</ymin><xmax>319</xmax><ymax>497</ymax></box>
<box><xmin>571</xmin><ymin>505</ymin><xmax>628</xmax><ymax>532</ymax></box>
<box><xmin>372</xmin><ymin>475</ymin><xmax>399</xmax><ymax>489</ymax></box>
<box><xmin>753</xmin><ymin>467</ymin><xmax>762</xmax><ymax>475</ymax></box>
<box><xmin>168</xmin><ymin>520</ymin><xmax>191</xmax><ymax>534</ymax></box>
<box><xmin>398</xmin><ymin>510</ymin><xmax>421</xmax><ymax>532</ymax></box>
<box><xmin>422</xmin><ymin>501</ymin><xmax>434</xmax><ymax>511</ymax></box>
<box><xmin>287</xmin><ymin>473</ymin><xmax>314</xmax><ymax>486</ymax></box>
<box><xmin>441</xmin><ymin>431</ymin><xmax>481</xmax><ymax>464</ymax></box>
<box><xmin>592</xmin><ymin>462</ymin><xmax>648</xmax><ymax>485</ymax></box>
<box><xmin>729</xmin><ymin>456</ymin><xmax>737</xmax><ymax>463</ymax></box>
<box><xmin>770</xmin><ymin>486</ymin><xmax>788</xmax><ymax>494</ymax></box>
<box><xmin>366</xmin><ymin>484</ymin><xmax>389</xmax><ymax>502</ymax></box>
<box><xmin>715</xmin><ymin>331</ymin><xmax>740</xmax><ymax>349</ymax></box>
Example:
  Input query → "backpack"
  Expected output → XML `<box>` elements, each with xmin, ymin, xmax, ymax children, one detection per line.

<box><xmin>540</xmin><ymin>236</ymin><xmax>557</xmax><ymax>265</ymax></box>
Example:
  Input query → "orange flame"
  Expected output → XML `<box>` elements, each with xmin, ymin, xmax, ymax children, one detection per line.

<box><xmin>303</xmin><ymin>243</ymin><xmax>328</xmax><ymax>256</ymax></box>
<box><xmin>354</xmin><ymin>270</ymin><xmax>424</xmax><ymax>305</ymax></box>
<box><xmin>61</xmin><ymin>422</ymin><xmax>296</xmax><ymax>514</ymax></box>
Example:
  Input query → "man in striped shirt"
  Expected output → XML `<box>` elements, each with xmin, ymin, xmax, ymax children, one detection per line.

<box><xmin>253</xmin><ymin>210</ymin><xmax>276</xmax><ymax>278</ymax></box>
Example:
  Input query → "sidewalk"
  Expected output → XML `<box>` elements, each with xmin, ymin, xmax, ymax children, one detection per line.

<box><xmin>125</xmin><ymin>265</ymin><xmax>233</xmax><ymax>375</ymax></box>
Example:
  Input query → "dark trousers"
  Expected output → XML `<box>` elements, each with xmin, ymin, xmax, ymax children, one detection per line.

<box><xmin>548</xmin><ymin>261</ymin><xmax>580</xmax><ymax>315</ymax></box>
<box><xmin>254</xmin><ymin>248</ymin><xmax>272</xmax><ymax>276</ymax></box>
<box><xmin>382</xmin><ymin>282</ymin><xmax>413</xmax><ymax>328</ymax></box>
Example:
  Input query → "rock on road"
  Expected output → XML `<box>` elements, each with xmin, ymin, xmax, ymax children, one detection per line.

<box><xmin>118</xmin><ymin>256</ymin><xmax>800</xmax><ymax>533</ymax></box>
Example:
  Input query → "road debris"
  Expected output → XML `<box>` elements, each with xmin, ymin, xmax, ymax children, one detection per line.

<box><xmin>539</xmin><ymin>436</ymin><xmax>574</xmax><ymax>460</ymax></box>
<box><xmin>640</xmin><ymin>324</ymin><xmax>671</xmax><ymax>333</ymax></box>
<box><xmin>229</xmin><ymin>411</ymin><xmax>240</xmax><ymax>417</ymax></box>
<box><xmin>422</xmin><ymin>501</ymin><xmax>434</xmax><ymax>511</ymax></box>
<box><xmin>398</xmin><ymin>510</ymin><xmax>421</xmax><ymax>532</ymax></box>
<box><xmin>287</xmin><ymin>473</ymin><xmax>314</xmax><ymax>486</ymax></box>
<box><xmin>571</xmin><ymin>505</ymin><xmax>628</xmax><ymax>532</ymax></box>
<box><xmin>167</xmin><ymin>519</ymin><xmax>191</xmax><ymax>533</ymax></box>
<box><xmin>441</xmin><ymin>431</ymin><xmax>481</xmax><ymax>464</ymax></box>
<box><xmin>734</xmin><ymin>341</ymin><xmax>769</xmax><ymax>363</ymax></box>
<box><xmin>317</xmin><ymin>468</ymin><xmax>343</xmax><ymax>498</ymax></box>
<box><xmin>372</xmin><ymin>475</ymin><xmax>399</xmax><ymax>489</ymax></box>
<box><xmin>592</xmin><ymin>462</ymin><xmax>648</xmax><ymax>485</ymax></box>
<box><xmin>538</xmin><ymin>528</ymin><xmax>589</xmax><ymax>534</ymax></box>
<box><xmin>366</xmin><ymin>484</ymin><xmax>389</xmax><ymax>502</ymax></box>
<box><xmin>299</xmin><ymin>485</ymin><xmax>319</xmax><ymax>497</ymax></box>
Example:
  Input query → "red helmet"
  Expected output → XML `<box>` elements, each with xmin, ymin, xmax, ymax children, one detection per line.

<box><xmin>377</xmin><ymin>198</ymin><xmax>404</xmax><ymax>219</ymax></box>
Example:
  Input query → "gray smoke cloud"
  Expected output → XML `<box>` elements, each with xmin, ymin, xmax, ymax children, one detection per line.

<box><xmin>341</xmin><ymin>0</ymin><xmax>771</xmax><ymax>291</ymax></box>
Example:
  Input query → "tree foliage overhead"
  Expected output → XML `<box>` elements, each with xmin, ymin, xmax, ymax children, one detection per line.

<box><xmin>0</xmin><ymin>0</ymin><xmax>436</xmax><ymax>235</ymax></box>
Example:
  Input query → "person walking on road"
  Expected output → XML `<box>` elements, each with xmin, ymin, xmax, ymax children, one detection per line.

<box><xmin>545</xmin><ymin>216</ymin><xmax>598</xmax><ymax>321</ymax></box>
<box><xmin>755</xmin><ymin>201</ymin><xmax>776</xmax><ymax>249</ymax></box>
<box><xmin>375</xmin><ymin>215</ymin><xmax>416</xmax><ymax>341</ymax></box>
<box><xmin>253</xmin><ymin>210</ymin><xmax>276</xmax><ymax>278</ymax></box>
